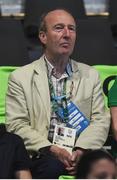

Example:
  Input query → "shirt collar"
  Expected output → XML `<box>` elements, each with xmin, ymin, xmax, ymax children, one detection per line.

<box><xmin>44</xmin><ymin>55</ymin><xmax>73</xmax><ymax>79</ymax></box>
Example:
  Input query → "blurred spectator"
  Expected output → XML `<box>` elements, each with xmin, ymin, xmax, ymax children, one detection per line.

<box><xmin>76</xmin><ymin>149</ymin><xmax>116</xmax><ymax>179</ymax></box>
<box><xmin>0</xmin><ymin>123</ymin><xmax>32</xmax><ymax>179</ymax></box>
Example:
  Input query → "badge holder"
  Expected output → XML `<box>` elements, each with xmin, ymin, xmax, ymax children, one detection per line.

<box><xmin>56</xmin><ymin>101</ymin><xmax>90</xmax><ymax>136</ymax></box>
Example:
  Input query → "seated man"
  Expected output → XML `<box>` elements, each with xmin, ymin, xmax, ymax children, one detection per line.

<box><xmin>0</xmin><ymin>124</ymin><xmax>32</xmax><ymax>179</ymax></box>
<box><xmin>6</xmin><ymin>8</ymin><xmax>110</xmax><ymax>178</ymax></box>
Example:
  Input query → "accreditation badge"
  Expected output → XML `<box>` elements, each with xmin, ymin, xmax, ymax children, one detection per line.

<box><xmin>56</xmin><ymin>101</ymin><xmax>90</xmax><ymax>136</ymax></box>
<box><xmin>52</xmin><ymin>125</ymin><xmax>76</xmax><ymax>154</ymax></box>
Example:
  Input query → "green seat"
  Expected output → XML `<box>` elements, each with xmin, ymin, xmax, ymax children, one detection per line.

<box><xmin>59</xmin><ymin>175</ymin><xmax>75</xmax><ymax>179</ymax></box>
<box><xmin>93</xmin><ymin>65</ymin><xmax>117</xmax><ymax>108</ymax></box>
<box><xmin>0</xmin><ymin>66</ymin><xmax>17</xmax><ymax>123</ymax></box>
<box><xmin>94</xmin><ymin>65</ymin><xmax>117</xmax><ymax>158</ymax></box>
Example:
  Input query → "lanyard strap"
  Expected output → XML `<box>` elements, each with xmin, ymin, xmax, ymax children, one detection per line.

<box><xmin>45</xmin><ymin>59</ymin><xmax>73</xmax><ymax>122</ymax></box>
<box><xmin>48</xmin><ymin>71</ymin><xmax>67</xmax><ymax>113</ymax></box>
<box><xmin>48</xmin><ymin>73</ymin><xmax>67</xmax><ymax>101</ymax></box>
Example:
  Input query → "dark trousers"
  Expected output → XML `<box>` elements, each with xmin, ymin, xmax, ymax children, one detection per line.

<box><xmin>31</xmin><ymin>151</ymin><xmax>68</xmax><ymax>179</ymax></box>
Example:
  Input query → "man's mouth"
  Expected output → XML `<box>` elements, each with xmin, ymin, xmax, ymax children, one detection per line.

<box><xmin>60</xmin><ymin>42</ymin><xmax>70</xmax><ymax>48</ymax></box>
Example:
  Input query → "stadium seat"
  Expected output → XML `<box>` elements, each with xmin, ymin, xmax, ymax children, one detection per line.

<box><xmin>93</xmin><ymin>65</ymin><xmax>117</xmax><ymax>154</ymax></box>
<box><xmin>0</xmin><ymin>66</ymin><xmax>17</xmax><ymax>123</ymax></box>
<box><xmin>93</xmin><ymin>65</ymin><xmax>117</xmax><ymax>108</ymax></box>
<box><xmin>59</xmin><ymin>175</ymin><xmax>75</xmax><ymax>179</ymax></box>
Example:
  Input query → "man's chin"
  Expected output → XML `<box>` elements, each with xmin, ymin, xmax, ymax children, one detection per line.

<box><xmin>59</xmin><ymin>50</ymin><xmax>72</xmax><ymax>56</ymax></box>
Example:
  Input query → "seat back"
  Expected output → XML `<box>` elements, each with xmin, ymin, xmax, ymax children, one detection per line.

<box><xmin>93</xmin><ymin>65</ymin><xmax>117</xmax><ymax>108</ymax></box>
<box><xmin>59</xmin><ymin>175</ymin><xmax>75</xmax><ymax>179</ymax></box>
<box><xmin>93</xmin><ymin>65</ymin><xmax>117</xmax><ymax>154</ymax></box>
<box><xmin>0</xmin><ymin>66</ymin><xmax>17</xmax><ymax>123</ymax></box>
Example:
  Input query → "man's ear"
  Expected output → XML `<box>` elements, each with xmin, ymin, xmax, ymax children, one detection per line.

<box><xmin>39</xmin><ymin>31</ymin><xmax>47</xmax><ymax>45</ymax></box>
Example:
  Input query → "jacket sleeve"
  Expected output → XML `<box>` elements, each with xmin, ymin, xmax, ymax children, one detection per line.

<box><xmin>6</xmin><ymin>73</ymin><xmax>51</xmax><ymax>153</ymax></box>
<box><xmin>75</xmin><ymin>70</ymin><xmax>110</xmax><ymax>149</ymax></box>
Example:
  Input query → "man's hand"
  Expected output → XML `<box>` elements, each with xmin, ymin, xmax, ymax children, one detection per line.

<box><xmin>50</xmin><ymin>145</ymin><xmax>72</xmax><ymax>167</ymax></box>
<box><xmin>66</xmin><ymin>148</ymin><xmax>84</xmax><ymax>175</ymax></box>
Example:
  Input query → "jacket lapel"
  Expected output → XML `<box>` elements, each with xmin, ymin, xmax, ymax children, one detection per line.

<box><xmin>66</xmin><ymin>61</ymin><xmax>81</xmax><ymax>101</ymax></box>
<box><xmin>33</xmin><ymin>57</ymin><xmax>51</xmax><ymax>122</ymax></box>
<box><xmin>32</xmin><ymin>58</ymin><xmax>81</xmax><ymax>121</ymax></box>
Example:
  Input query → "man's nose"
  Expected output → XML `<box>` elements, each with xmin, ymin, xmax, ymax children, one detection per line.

<box><xmin>63</xmin><ymin>27</ymin><xmax>70</xmax><ymax>37</ymax></box>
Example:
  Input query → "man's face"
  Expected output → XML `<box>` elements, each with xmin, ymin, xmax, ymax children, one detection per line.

<box><xmin>87</xmin><ymin>159</ymin><xmax>116</xmax><ymax>179</ymax></box>
<box><xmin>39</xmin><ymin>10</ymin><xmax>76</xmax><ymax>58</ymax></box>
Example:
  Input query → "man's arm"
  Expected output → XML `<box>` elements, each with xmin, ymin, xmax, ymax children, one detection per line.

<box><xmin>75</xmin><ymin>70</ymin><xmax>110</xmax><ymax>149</ymax></box>
<box><xmin>6</xmin><ymin>73</ymin><xmax>51</xmax><ymax>152</ymax></box>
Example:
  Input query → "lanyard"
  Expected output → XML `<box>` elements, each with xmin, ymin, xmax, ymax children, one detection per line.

<box><xmin>48</xmin><ymin>69</ymin><xmax>67</xmax><ymax>111</ymax></box>
<box><xmin>45</xmin><ymin>59</ymin><xmax>74</xmax><ymax>122</ymax></box>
